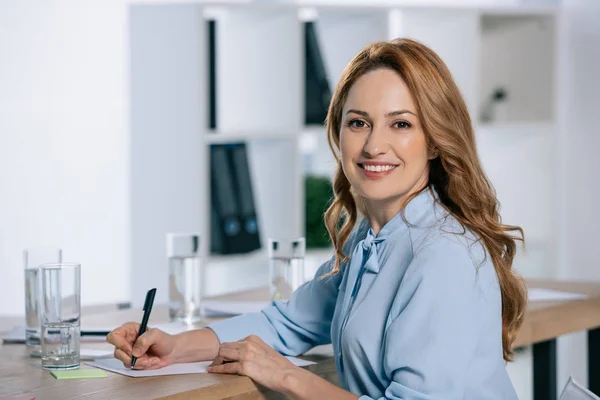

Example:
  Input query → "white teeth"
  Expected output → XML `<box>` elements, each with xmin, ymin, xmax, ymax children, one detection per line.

<box><xmin>363</xmin><ymin>164</ymin><xmax>395</xmax><ymax>172</ymax></box>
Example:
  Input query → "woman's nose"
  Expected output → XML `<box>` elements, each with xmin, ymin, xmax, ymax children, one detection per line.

<box><xmin>362</xmin><ymin>127</ymin><xmax>390</xmax><ymax>157</ymax></box>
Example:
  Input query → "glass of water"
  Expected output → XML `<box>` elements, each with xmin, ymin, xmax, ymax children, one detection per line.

<box><xmin>23</xmin><ymin>247</ymin><xmax>62</xmax><ymax>357</ymax></box>
<box><xmin>268</xmin><ymin>237</ymin><xmax>306</xmax><ymax>301</ymax></box>
<box><xmin>167</xmin><ymin>233</ymin><xmax>203</xmax><ymax>324</ymax></box>
<box><xmin>39</xmin><ymin>262</ymin><xmax>81</xmax><ymax>370</ymax></box>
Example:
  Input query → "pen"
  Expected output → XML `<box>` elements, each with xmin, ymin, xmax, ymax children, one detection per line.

<box><xmin>130</xmin><ymin>288</ymin><xmax>157</xmax><ymax>369</ymax></box>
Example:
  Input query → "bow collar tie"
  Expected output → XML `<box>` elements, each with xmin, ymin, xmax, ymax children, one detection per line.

<box><xmin>357</xmin><ymin>229</ymin><xmax>385</xmax><ymax>274</ymax></box>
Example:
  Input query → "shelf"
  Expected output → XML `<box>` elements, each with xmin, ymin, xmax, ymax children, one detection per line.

<box><xmin>127</xmin><ymin>0</ymin><xmax>563</xmax><ymax>303</ymax></box>
<box><xmin>193</xmin><ymin>1</ymin><xmax>558</xmax><ymax>15</ymax></box>
<box><xmin>214</xmin><ymin>6</ymin><xmax>302</xmax><ymax>132</ymax></box>
<box><xmin>204</xmin><ymin>130</ymin><xmax>300</xmax><ymax>144</ymax></box>
<box><xmin>477</xmin><ymin>3</ymin><xmax>558</xmax><ymax>17</ymax></box>
<box><xmin>477</xmin><ymin>121</ymin><xmax>556</xmax><ymax>133</ymax></box>
<box><xmin>478</xmin><ymin>12</ymin><xmax>556</xmax><ymax>125</ymax></box>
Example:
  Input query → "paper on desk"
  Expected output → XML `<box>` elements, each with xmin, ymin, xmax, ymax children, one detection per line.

<box><xmin>80</xmin><ymin>348</ymin><xmax>114</xmax><ymax>360</ymax></box>
<box><xmin>87</xmin><ymin>355</ymin><xmax>315</xmax><ymax>377</ymax></box>
<box><xmin>87</xmin><ymin>357</ymin><xmax>212</xmax><ymax>377</ymax></box>
<box><xmin>528</xmin><ymin>288</ymin><xmax>587</xmax><ymax>302</ymax></box>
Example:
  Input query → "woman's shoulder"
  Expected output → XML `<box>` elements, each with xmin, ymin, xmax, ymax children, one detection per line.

<box><xmin>407</xmin><ymin>210</ymin><xmax>497</xmax><ymax>288</ymax></box>
<box><xmin>410</xmin><ymin>203</ymin><xmax>485</xmax><ymax>259</ymax></box>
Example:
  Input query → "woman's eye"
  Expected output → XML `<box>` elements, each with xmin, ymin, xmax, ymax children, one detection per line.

<box><xmin>348</xmin><ymin>119</ymin><xmax>367</xmax><ymax>129</ymax></box>
<box><xmin>395</xmin><ymin>121</ymin><xmax>412</xmax><ymax>129</ymax></box>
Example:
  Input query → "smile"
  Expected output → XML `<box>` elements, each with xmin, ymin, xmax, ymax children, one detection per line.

<box><xmin>358</xmin><ymin>163</ymin><xmax>398</xmax><ymax>172</ymax></box>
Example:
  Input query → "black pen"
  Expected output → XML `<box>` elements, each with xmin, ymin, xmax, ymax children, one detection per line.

<box><xmin>130</xmin><ymin>288</ymin><xmax>157</xmax><ymax>369</ymax></box>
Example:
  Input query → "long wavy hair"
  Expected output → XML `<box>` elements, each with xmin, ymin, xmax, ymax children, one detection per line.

<box><xmin>323</xmin><ymin>38</ymin><xmax>527</xmax><ymax>362</ymax></box>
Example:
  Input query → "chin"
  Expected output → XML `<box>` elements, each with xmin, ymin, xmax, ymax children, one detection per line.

<box><xmin>351</xmin><ymin>178</ymin><xmax>414</xmax><ymax>204</ymax></box>
<box><xmin>353</xmin><ymin>186</ymin><xmax>401</xmax><ymax>203</ymax></box>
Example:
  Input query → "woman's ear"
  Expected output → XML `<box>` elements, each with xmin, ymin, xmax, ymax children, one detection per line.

<box><xmin>428</xmin><ymin>147</ymin><xmax>439</xmax><ymax>160</ymax></box>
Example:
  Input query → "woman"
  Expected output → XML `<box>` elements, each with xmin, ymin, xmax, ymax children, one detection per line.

<box><xmin>107</xmin><ymin>38</ymin><xmax>527</xmax><ymax>399</ymax></box>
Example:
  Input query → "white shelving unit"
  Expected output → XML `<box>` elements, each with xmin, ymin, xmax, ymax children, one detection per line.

<box><xmin>128</xmin><ymin>0</ymin><xmax>560</xmax><ymax>302</ymax></box>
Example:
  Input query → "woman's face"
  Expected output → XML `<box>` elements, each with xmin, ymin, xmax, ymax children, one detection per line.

<box><xmin>340</xmin><ymin>68</ymin><xmax>434</xmax><ymax>210</ymax></box>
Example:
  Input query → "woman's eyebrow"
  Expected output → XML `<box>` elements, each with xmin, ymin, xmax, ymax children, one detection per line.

<box><xmin>345</xmin><ymin>109</ymin><xmax>369</xmax><ymax>117</ymax></box>
<box><xmin>385</xmin><ymin>110</ymin><xmax>417</xmax><ymax>117</ymax></box>
<box><xmin>344</xmin><ymin>109</ymin><xmax>417</xmax><ymax>117</ymax></box>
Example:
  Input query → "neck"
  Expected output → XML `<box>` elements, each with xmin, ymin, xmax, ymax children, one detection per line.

<box><xmin>365</xmin><ymin>175</ymin><xmax>429</xmax><ymax>236</ymax></box>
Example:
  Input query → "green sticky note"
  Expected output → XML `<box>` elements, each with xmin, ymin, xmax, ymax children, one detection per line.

<box><xmin>50</xmin><ymin>368</ymin><xmax>108</xmax><ymax>380</ymax></box>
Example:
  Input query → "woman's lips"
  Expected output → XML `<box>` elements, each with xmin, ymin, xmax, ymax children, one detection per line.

<box><xmin>358</xmin><ymin>163</ymin><xmax>398</xmax><ymax>179</ymax></box>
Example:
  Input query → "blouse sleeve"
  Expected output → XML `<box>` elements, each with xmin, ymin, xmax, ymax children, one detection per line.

<box><xmin>207</xmin><ymin>255</ymin><xmax>342</xmax><ymax>356</ymax></box>
<box><xmin>359</xmin><ymin>238</ymin><xmax>491</xmax><ymax>400</ymax></box>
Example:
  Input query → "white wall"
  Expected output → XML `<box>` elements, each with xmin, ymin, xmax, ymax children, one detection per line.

<box><xmin>0</xmin><ymin>0</ymin><xmax>131</xmax><ymax>315</ymax></box>
<box><xmin>555</xmin><ymin>0</ymin><xmax>600</xmax><ymax>393</ymax></box>
<box><xmin>129</xmin><ymin>4</ymin><xmax>207</xmax><ymax>308</ymax></box>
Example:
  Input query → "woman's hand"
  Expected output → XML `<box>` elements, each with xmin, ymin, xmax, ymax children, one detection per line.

<box><xmin>207</xmin><ymin>334</ymin><xmax>299</xmax><ymax>393</ymax></box>
<box><xmin>107</xmin><ymin>322</ymin><xmax>176</xmax><ymax>370</ymax></box>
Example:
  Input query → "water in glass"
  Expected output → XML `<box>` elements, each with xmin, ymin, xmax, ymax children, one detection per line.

<box><xmin>41</xmin><ymin>322</ymin><xmax>80</xmax><ymax>370</ymax></box>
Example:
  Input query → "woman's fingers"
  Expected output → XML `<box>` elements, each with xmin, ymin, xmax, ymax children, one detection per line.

<box><xmin>107</xmin><ymin>327</ymin><xmax>134</xmax><ymax>354</ymax></box>
<box><xmin>208</xmin><ymin>360</ymin><xmax>252</xmax><ymax>375</ymax></box>
<box><xmin>217</xmin><ymin>346</ymin><xmax>241</xmax><ymax>361</ymax></box>
<box><xmin>242</xmin><ymin>335</ymin><xmax>274</xmax><ymax>356</ymax></box>
<box><xmin>114</xmin><ymin>348</ymin><xmax>132</xmax><ymax>368</ymax></box>
<box><xmin>217</xmin><ymin>341</ymin><xmax>267</xmax><ymax>362</ymax></box>
<box><xmin>131</xmin><ymin>328</ymin><xmax>161</xmax><ymax>358</ymax></box>
<box><xmin>134</xmin><ymin>356</ymin><xmax>162</xmax><ymax>370</ymax></box>
<box><xmin>209</xmin><ymin>355</ymin><xmax>276</xmax><ymax>375</ymax></box>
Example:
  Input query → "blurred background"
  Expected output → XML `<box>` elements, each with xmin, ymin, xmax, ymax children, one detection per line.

<box><xmin>0</xmin><ymin>0</ymin><xmax>598</xmax><ymax>398</ymax></box>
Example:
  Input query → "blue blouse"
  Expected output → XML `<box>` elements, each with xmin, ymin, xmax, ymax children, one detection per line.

<box><xmin>208</xmin><ymin>188</ymin><xmax>518</xmax><ymax>399</ymax></box>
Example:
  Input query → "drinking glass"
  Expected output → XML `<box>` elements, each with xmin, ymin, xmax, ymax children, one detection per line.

<box><xmin>23</xmin><ymin>247</ymin><xmax>62</xmax><ymax>357</ymax></box>
<box><xmin>168</xmin><ymin>233</ymin><xmax>203</xmax><ymax>323</ymax></box>
<box><xmin>39</xmin><ymin>262</ymin><xmax>81</xmax><ymax>370</ymax></box>
<box><xmin>268</xmin><ymin>237</ymin><xmax>306</xmax><ymax>301</ymax></box>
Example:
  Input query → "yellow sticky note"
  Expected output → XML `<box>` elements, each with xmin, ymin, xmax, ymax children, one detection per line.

<box><xmin>50</xmin><ymin>368</ymin><xmax>108</xmax><ymax>380</ymax></box>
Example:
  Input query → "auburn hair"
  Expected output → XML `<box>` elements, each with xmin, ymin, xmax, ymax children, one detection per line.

<box><xmin>323</xmin><ymin>38</ymin><xmax>527</xmax><ymax>362</ymax></box>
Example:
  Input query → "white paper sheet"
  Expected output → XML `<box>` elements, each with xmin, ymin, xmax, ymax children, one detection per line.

<box><xmin>87</xmin><ymin>355</ymin><xmax>315</xmax><ymax>377</ymax></box>
<box><xmin>87</xmin><ymin>357</ymin><xmax>212</xmax><ymax>377</ymax></box>
<box><xmin>528</xmin><ymin>288</ymin><xmax>587</xmax><ymax>302</ymax></box>
<box><xmin>80</xmin><ymin>348</ymin><xmax>114</xmax><ymax>360</ymax></box>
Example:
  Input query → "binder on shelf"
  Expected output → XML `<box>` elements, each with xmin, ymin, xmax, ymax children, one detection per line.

<box><xmin>304</xmin><ymin>21</ymin><xmax>332</xmax><ymax>126</ymax></box>
<box><xmin>208</xmin><ymin>19</ymin><xmax>217</xmax><ymax>130</ymax></box>
<box><xmin>210</xmin><ymin>201</ymin><xmax>224</xmax><ymax>254</ymax></box>
<box><xmin>210</xmin><ymin>143</ymin><xmax>261</xmax><ymax>255</ymax></box>
<box><xmin>210</xmin><ymin>145</ymin><xmax>241</xmax><ymax>255</ymax></box>
<box><xmin>230</xmin><ymin>143</ymin><xmax>261</xmax><ymax>252</ymax></box>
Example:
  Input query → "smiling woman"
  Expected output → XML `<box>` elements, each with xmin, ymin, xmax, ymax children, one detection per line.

<box><xmin>107</xmin><ymin>38</ymin><xmax>526</xmax><ymax>400</ymax></box>
<box><xmin>338</xmin><ymin>68</ymin><xmax>434</xmax><ymax>232</ymax></box>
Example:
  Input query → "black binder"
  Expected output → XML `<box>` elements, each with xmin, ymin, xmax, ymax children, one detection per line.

<box><xmin>304</xmin><ymin>21</ymin><xmax>332</xmax><ymax>126</ymax></box>
<box><xmin>210</xmin><ymin>143</ymin><xmax>261</xmax><ymax>255</ymax></box>
<box><xmin>207</xmin><ymin>19</ymin><xmax>217</xmax><ymax>130</ymax></box>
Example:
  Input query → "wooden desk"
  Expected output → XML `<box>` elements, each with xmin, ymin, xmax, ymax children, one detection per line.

<box><xmin>516</xmin><ymin>280</ymin><xmax>600</xmax><ymax>400</ymax></box>
<box><xmin>1</xmin><ymin>280</ymin><xmax>599</xmax><ymax>400</ymax></box>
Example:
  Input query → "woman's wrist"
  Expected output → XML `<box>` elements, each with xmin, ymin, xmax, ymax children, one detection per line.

<box><xmin>279</xmin><ymin>367</ymin><xmax>314</xmax><ymax>399</ymax></box>
<box><xmin>171</xmin><ymin>328</ymin><xmax>220</xmax><ymax>364</ymax></box>
<box><xmin>280</xmin><ymin>367</ymin><xmax>360</xmax><ymax>400</ymax></box>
